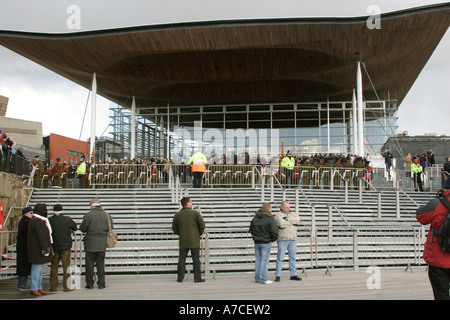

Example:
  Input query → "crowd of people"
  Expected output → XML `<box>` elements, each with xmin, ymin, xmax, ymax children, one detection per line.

<box><xmin>16</xmin><ymin>198</ymin><xmax>113</xmax><ymax>296</ymax></box>
<box><xmin>1</xmin><ymin>129</ymin><xmax>27</xmax><ymax>174</ymax></box>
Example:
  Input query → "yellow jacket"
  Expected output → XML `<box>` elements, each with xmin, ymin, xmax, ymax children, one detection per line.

<box><xmin>188</xmin><ymin>152</ymin><xmax>207</xmax><ymax>173</ymax></box>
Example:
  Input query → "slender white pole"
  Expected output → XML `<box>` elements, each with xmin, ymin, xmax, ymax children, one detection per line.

<box><xmin>167</xmin><ymin>102</ymin><xmax>170</xmax><ymax>159</ymax></box>
<box><xmin>90</xmin><ymin>72</ymin><xmax>97</xmax><ymax>162</ymax></box>
<box><xmin>327</xmin><ymin>98</ymin><xmax>330</xmax><ymax>153</ymax></box>
<box><xmin>131</xmin><ymin>96</ymin><xmax>136</xmax><ymax>160</ymax></box>
<box><xmin>356</xmin><ymin>62</ymin><xmax>364</xmax><ymax>156</ymax></box>
<box><xmin>352</xmin><ymin>89</ymin><xmax>358</xmax><ymax>155</ymax></box>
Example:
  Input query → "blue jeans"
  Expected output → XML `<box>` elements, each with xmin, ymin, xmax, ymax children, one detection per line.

<box><xmin>30</xmin><ymin>264</ymin><xmax>44</xmax><ymax>291</ymax></box>
<box><xmin>275</xmin><ymin>240</ymin><xmax>297</xmax><ymax>277</ymax></box>
<box><xmin>254</xmin><ymin>243</ymin><xmax>272</xmax><ymax>283</ymax></box>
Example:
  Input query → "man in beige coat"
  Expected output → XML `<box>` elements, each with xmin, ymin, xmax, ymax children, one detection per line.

<box><xmin>274</xmin><ymin>201</ymin><xmax>302</xmax><ymax>281</ymax></box>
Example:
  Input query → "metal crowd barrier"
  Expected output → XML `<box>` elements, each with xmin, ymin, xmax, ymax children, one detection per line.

<box><xmin>1</xmin><ymin>225</ymin><xmax>426</xmax><ymax>280</ymax></box>
<box><xmin>85</xmin><ymin>163</ymin><xmax>378</xmax><ymax>191</ymax></box>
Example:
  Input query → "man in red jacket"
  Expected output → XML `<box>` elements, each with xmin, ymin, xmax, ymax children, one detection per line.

<box><xmin>416</xmin><ymin>177</ymin><xmax>450</xmax><ymax>300</ymax></box>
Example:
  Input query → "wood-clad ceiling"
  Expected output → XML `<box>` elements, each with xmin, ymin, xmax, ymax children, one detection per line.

<box><xmin>0</xmin><ymin>4</ymin><xmax>449</xmax><ymax>113</ymax></box>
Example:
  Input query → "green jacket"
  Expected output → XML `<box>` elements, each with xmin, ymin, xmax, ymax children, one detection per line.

<box><xmin>80</xmin><ymin>207</ymin><xmax>113</xmax><ymax>252</ymax></box>
<box><xmin>172</xmin><ymin>207</ymin><xmax>205</xmax><ymax>248</ymax></box>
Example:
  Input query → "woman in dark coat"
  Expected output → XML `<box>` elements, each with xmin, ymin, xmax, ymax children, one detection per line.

<box><xmin>27</xmin><ymin>203</ymin><xmax>53</xmax><ymax>296</ymax></box>
<box><xmin>16</xmin><ymin>207</ymin><xmax>33</xmax><ymax>290</ymax></box>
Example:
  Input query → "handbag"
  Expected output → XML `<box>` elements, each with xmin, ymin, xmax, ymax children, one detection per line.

<box><xmin>105</xmin><ymin>211</ymin><xmax>118</xmax><ymax>248</ymax></box>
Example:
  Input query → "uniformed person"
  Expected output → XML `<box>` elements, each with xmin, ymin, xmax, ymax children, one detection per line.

<box><xmin>411</xmin><ymin>157</ymin><xmax>424</xmax><ymax>191</ymax></box>
<box><xmin>32</xmin><ymin>155</ymin><xmax>43</xmax><ymax>188</ymax></box>
<box><xmin>76</xmin><ymin>156</ymin><xmax>87</xmax><ymax>188</ymax></box>
<box><xmin>52</xmin><ymin>158</ymin><xmax>63</xmax><ymax>187</ymax></box>
<box><xmin>280</xmin><ymin>151</ymin><xmax>296</xmax><ymax>188</ymax></box>
<box><xmin>187</xmin><ymin>150</ymin><xmax>207</xmax><ymax>188</ymax></box>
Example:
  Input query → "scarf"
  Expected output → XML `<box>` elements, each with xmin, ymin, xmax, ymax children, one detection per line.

<box><xmin>33</xmin><ymin>214</ymin><xmax>53</xmax><ymax>244</ymax></box>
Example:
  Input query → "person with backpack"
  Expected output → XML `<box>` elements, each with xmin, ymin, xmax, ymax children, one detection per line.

<box><xmin>416</xmin><ymin>177</ymin><xmax>450</xmax><ymax>300</ymax></box>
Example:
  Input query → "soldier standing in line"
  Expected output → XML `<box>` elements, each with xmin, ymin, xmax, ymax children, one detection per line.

<box><xmin>61</xmin><ymin>162</ymin><xmax>68</xmax><ymax>188</ymax></box>
<box><xmin>32</xmin><ymin>155</ymin><xmax>43</xmax><ymax>188</ymax></box>
<box><xmin>52</xmin><ymin>158</ymin><xmax>63</xmax><ymax>187</ymax></box>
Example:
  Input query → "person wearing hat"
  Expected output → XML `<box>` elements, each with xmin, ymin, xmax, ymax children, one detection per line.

<box><xmin>76</xmin><ymin>156</ymin><xmax>87</xmax><ymax>188</ymax></box>
<box><xmin>27</xmin><ymin>203</ymin><xmax>53</xmax><ymax>296</ymax></box>
<box><xmin>48</xmin><ymin>204</ymin><xmax>77</xmax><ymax>292</ymax></box>
<box><xmin>16</xmin><ymin>207</ymin><xmax>33</xmax><ymax>291</ymax></box>
<box><xmin>281</xmin><ymin>151</ymin><xmax>296</xmax><ymax>188</ymax></box>
<box><xmin>411</xmin><ymin>157</ymin><xmax>424</xmax><ymax>191</ymax></box>
<box><xmin>416</xmin><ymin>177</ymin><xmax>450</xmax><ymax>299</ymax></box>
<box><xmin>32</xmin><ymin>155</ymin><xmax>43</xmax><ymax>189</ymax></box>
<box><xmin>80</xmin><ymin>198</ymin><xmax>113</xmax><ymax>289</ymax></box>
<box><xmin>52</xmin><ymin>158</ymin><xmax>63</xmax><ymax>187</ymax></box>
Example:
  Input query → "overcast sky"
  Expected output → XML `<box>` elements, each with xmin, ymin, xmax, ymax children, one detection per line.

<box><xmin>0</xmin><ymin>0</ymin><xmax>448</xmax><ymax>141</ymax></box>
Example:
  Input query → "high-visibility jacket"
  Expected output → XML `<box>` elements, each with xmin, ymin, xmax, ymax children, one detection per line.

<box><xmin>76</xmin><ymin>161</ymin><xmax>86</xmax><ymax>175</ymax></box>
<box><xmin>188</xmin><ymin>152</ymin><xmax>207</xmax><ymax>173</ymax></box>
<box><xmin>411</xmin><ymin>162</ymin><xmax>422</xmax><ymax>174</ymax></box>
<box><xmin>281</xmin><ymin>156</ymin><xmax>295</xmax><ymax>170</ymax></box>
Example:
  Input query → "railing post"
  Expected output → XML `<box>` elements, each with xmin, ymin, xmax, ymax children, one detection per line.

<box><xmin>270</xmin><ymin>175</ymin><xmax>274</xmax><ymax>203</ymax></box>
<box><xmin>261</xmin><ymin>175</ymin><xmax>265</xmax><ymax>202</ymax></box>
<box><xmin>204</xmin><ymin>232</ymin><xmax>211</xmax><ymax>278</ymax></box>
<box><xmin>344</xmin><ymin>179</ymin><xmax>349</xmax><ymax>203</ymax></box>
<box><xmin>328</xmin><ymin>205</ymin><xmax>333</xmax><ymax>241</ymax></box>
<box><xmin>295</xmin><ymin>188</ymin><xmax>299</xmax><ymax>216</ymax></box>
<box><xmin>396</xmin><ymin>190</ymin><xmax>401</xmax><ymax>219</ymax></box>
<box><xmin>359</xmin><ymin>178</ymin><xmax>363</xmax><ymax>203</ymax></box>
<box><xmin>311</xmin><ymin>204</ymin><xmax>316</xmax><ymax>268</ymax></box>
<box><xmin>353</xmin><ymin>229</ymin><xmax>359</xmax><ymax>271</ymax></box>
<box><xmin>377</xmin><ymin>191</ymin><xmax>382</xmax><ymax>219</ymax></box>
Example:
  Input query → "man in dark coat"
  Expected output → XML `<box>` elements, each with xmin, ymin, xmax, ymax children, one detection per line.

<box><xmin>49</xmin><ymin>204</ymin><xmax>77</xmax><ymax>292</ymax></box>
<box><xmin>80</xmin><ymin>198</ymin><xmax>112</xmax><ymax>289</ymax></box>
<box><xmin>16</xmin><ymin>206</ymin><xmax>33</xmax><ymax>291</ymax></box>
<box><xmin>27</xmin><ymin>203</ymin><xmax>53</xmax><ymax>296</ymax></box>
<box><xmin>172</xmin><ymin>197</ymin><xmax>205</xmax><ymax>283</ymax></box>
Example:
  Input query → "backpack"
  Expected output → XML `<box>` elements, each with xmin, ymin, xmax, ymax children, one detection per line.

<box><xmin>432</xmin><ymin>190</ymin><xmax>450</xmax><ymax>253</ymax></box>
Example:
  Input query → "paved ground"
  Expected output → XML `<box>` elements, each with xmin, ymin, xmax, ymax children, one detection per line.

<box><xmin>0</xmin><ymin>266</ymin><xmax>433</xmax><ymax>301</ymax></box>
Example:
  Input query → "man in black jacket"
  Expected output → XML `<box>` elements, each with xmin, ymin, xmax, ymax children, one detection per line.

<box><xmin>249</xmin><ymin>203</ymin><xmax>279</xmax><ymax>284</ymax></box>
<box><xmin>49</xmin><ymin>204</ymin><xmax>77</xmax><ymax>292</ymax></box>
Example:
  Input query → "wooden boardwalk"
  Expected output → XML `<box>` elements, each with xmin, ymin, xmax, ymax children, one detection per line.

<box><xmin>0</xmin><ymin>266</ymin><xmax>433</xmax><ymax>301</ymax></box>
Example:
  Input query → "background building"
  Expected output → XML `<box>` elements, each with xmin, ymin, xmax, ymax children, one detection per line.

<box><xmin>43</xmin><ymin>133</ymin><xmax>88</xmax><ymax>164</ymax></box>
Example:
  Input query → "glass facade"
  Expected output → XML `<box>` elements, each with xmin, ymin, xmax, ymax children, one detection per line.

<box><xmin>106</xmin><ymin>100</ymin><xmax>398</xmax><ymax>162</ymax></box>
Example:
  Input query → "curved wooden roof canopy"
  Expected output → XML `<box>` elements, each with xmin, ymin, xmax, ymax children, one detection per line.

<box><xmin>0</xmin><ymin>4</ymin><xmax>449</xmax><ymax>118</ymax></box>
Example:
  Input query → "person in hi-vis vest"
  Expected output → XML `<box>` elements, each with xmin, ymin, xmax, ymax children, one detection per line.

<box><xmin>187</xmin><ymin>151</ymin><xmax>207</xmax><ymax>188</ymax></box>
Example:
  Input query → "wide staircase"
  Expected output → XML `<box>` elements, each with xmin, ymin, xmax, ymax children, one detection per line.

<box><xmin>9</xmin><ymin>186</ymin><xmax>431</xmax><ymax>277</ymax></box>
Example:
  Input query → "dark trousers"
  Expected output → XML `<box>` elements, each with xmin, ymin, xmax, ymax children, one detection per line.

<box><xmin>428</xmin><ymin>265</ymin><xmax>450</xmax><ymax>300</ymax></box>
<box><xmin>193</xmin><ymin>172</ymin><xmax>203</xmax><ymax>188</ymax></box>
<box><xmin>85</xmin><ymin>251</ymin><xmax>106</xmax><ymax>288</ymax></box>
<box><xmin>177</xmin><ymin>248</ymin><xmax>201</xmax><ymax>281</ymax></box>
<box><xmin>413</xmin><ymin>173</ymin><xmax>423</xmax><ymax>191</ymax></box>
<box><xmin>78</xmin><ymin>174</ymin><xmax>85</xmax><ymax>188</ymax></box>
